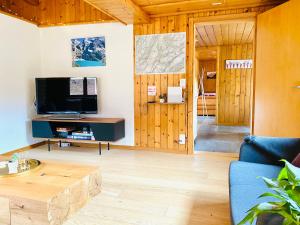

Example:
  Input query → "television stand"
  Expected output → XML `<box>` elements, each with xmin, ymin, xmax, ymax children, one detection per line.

<box><xmin>48</xmin><ymin>114</ymin><xmax>83</xmax><ymax>120</ymax></box>
<box><xmin>32</xmin><ymin>117</ymin><xmax>125</xmax><ymax>155</ymax></box>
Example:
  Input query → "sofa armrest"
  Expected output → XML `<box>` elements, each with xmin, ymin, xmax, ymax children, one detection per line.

<box><xmin>239</xmin><ymin>136</ymin><xmax>300</xmax><ymax>166</ymax></box>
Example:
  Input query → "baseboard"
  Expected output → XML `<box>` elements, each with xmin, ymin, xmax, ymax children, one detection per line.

<box><xmin>2</xmin><ymin>141</ymin><xmax>188</xmax><ymax>156</ymax></box>
<box><xmin>70</xmin><ymin>142</ymin><xmax>188</xmax><ymax>153</ymax></box>
<box><xmin>1</xmin><ymin>141</ymin><xmax>46</xmax><ymax>156</ymax></box>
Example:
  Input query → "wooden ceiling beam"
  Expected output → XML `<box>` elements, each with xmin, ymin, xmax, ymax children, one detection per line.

<box><xmin>83</xmin><ymin>0</ymin><xmax>150</xmax><ymax>24</ymax></box>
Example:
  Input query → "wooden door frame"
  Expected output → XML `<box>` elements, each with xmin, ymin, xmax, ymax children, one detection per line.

<box><xmin>187</xmin><ymin>13</ymin><xmax>258</xmax><ymax>154</ymax></box>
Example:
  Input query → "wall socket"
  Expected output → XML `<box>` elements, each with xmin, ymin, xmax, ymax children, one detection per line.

<box><xmin>179</xmin><ymin>134</ymin><xmax>186</xmax><ymax>145</ymax></box>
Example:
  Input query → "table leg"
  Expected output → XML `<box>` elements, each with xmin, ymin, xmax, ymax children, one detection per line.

<box><xmin>48</xmin><ymin>139</ymin><xmax>51</xmax><ymax>152</ymax></box>
<box><xmin>107</xmin><ymin>142</ymin><xmax>110</xmax><ymax>151</ymax></box>
<box><xmin>99</xmin><ymin>142</ymin><xmax>101</xmax><ymax>155</ymax></box>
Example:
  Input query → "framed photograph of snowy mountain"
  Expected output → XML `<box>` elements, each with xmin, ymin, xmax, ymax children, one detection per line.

<box><xmin>71</xmin><ymin>36</ymin><xmax>106</xmax><ymax>67</ymax></box>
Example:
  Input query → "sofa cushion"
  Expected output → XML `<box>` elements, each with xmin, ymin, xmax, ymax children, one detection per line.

<box><xmin>230</xmin><ymin>161</ymin><xmax>282</xmax><ymax>186</ymax></box>
<box><xmin>229</xmin><ymin>161</ymin><xmax>282</xmax><ymax>225</ymax></box>
<box><xmin>241</xmin><ymin>136</ymin><xmax>300</xmax><ymax>165</ymax></box>
<box><xmin>230</xmin><ymin>185</ymin><xmax>278</xmax><ymax>225</ymax></box>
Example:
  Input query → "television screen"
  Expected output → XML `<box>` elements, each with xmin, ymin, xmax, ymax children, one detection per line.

<box><xmin>36</xmin><ymin>77</ymin><xmax>98</xmax><ymax>114</ymax></box>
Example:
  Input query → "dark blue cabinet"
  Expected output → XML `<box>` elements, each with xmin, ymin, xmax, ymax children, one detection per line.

<box><xmin>32</xmin><ymin>117</ymin><xmax>125</xmax><ymax>154</ymax></box>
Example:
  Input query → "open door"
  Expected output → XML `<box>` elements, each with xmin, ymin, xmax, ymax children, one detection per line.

<box><xmin>253</xmin><ymin>0</ymin><xmax>300</xmax><ymax>137</ymax></box>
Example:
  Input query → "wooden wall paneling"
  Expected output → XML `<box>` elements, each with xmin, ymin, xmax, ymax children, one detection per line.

<box><xmin>160</xmin><ymin>17</ymin><xmax>169</xmax><ymax>150</ymax></box>
<box><xmin>140</xmin><ymin>24</ymin><xmax>149</xmax><ymax>147</ymax></box>
<box><xmin>245</xmin><ymin>43</ymin><xmax>253</xmax><ymax>124</ymax></box>
<box><xmin>250</xmin><ymin>27</ymin><xmax>256</xmax><ymax>134</ymax></box>
<box><xmin>238</xmin><ymin>44</ymin><xmax>247</xmax><ymax>124</ymax></box>
<box><xmin>223</xmin><ymin>45</ymin><xmax>232</xmax><ymax>123</ymax></box>
<box><xmin>140</xmin><ymin>73</ymin><xmax>148</xmax><ymax>147</ymax></box>
<box><xmin>217</xmin><ymin>44</ymin><xmax>253</xmax><ymax>126</ymax></box>
<box><xmin>133</xmin><ymin>8</ymin><xmax>271</xmax><ymax>154</ymax></box>
<box><xmin>167</xmin><ymin>16</ymin><xmax>175</xmax><ymax>150</ymax></box>
<box><xmin>178</xmin><ymin>14</ymin><xmax>188</xmax><ymax>153</ymax></box>
<box><xmin>233</xmin><ymin>45</ymin><xmax>242</xmax><ymax>124</ymax></box>
<box><xmin>229</xmin><ymin>45</ymin><xmax>237</xmax><ymax>124</ymax></box>
<box><xmin>172</xmin><ymin>74</ymin><xmax>180</xmax><ymax>150</ymax></box>
<box><xmin>154</xmin><ymin>18</ymin><xmax>161</xmax><ymax>150</ymax></box>
<box><xmin>187</xmin><ymin>15</ymin><xmax>194</xmax><ymax>154</ymax></box>
<box><xmin>199</xmin><ymin>60</ymin><xmax>217</xmax><ymax>93</ymax></box>
<box><xmin>147</xmin><ymin>23</ymin><xmax>155</xmax><ymax>149</ymax></box>
<box><xmin>218</xmin><ymin>45</ymin><xmax>226</xmax><ymax>123</ymax></box>
<box><xmin>215</xmin><ymin>46</ymin><xmax>220</xmax><ymax>123</ymax></box>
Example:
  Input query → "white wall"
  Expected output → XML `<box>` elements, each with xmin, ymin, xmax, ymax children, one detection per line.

<box><xmin>0</xmin><ymin>14</ymin><xmax>41</xmax><ymax>154</ymax></box>
<box><xmin>39</xmin><ymin>23</ymin><xmax>134</xmax><ymax>146</ymax></box>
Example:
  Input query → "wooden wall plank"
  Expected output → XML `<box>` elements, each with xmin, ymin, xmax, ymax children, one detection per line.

<box><xmin>153</xmin><ymin>18</ymin><xmax>161</xmax><ymax>150</ymax></box>
<box><xmin>159</xmin><ymin>16</ymin><xmax>169</xmax><ymax>150</ymax></box>
<box><xmin>198</xmin><ymin>60</ymin><xmax>217</xmax><ymax>93</ymax></box>
<box><xmin>147</xmin><ymin>23</ymin><xmax>156</xmax><ymax>149</ymax></box>
<box><xmin>217</xmin><ymin>44</ymin><xmax>253</xmax><ymax>126</ymax></box>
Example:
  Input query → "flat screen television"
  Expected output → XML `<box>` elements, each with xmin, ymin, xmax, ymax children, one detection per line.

<box><xmin>36</xmin><ymin>77</ymin><xmax>98</xmax><ymax>114</ymax></box>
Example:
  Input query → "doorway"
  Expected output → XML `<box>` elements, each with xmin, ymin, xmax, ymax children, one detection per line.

<box><xmin>193</xmin><ymin>19</ymin><xmax>255</xmax><ymax>153</ymax></box>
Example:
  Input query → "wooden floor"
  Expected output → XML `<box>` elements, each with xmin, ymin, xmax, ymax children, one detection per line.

<box><xmin>21</xmin><ymin>145</ymin><xmax>238</xmax><ymax>225</ymax></box>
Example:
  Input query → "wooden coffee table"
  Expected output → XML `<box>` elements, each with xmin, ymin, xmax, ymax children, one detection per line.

<box><xmin>0</xmin><ymin>160</ymin><xmax>101</xmax><ymax>225</ymax></box>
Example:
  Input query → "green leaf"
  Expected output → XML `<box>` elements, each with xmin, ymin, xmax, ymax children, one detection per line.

<box><xmin>259</xmin><ymin>192</ymin><xmax>286</xmax><ymax>201</ymax></box>
<box><xmin>257</xmin><ymin>202</ymin><xmax>281</xmax><ymax>211</ymax></box>
<box><xmin>263</xmin><ymin>177</ymin><xmax>279</xmax><ymax>188</ymax></box>
<box><xmin>238</xmin><ymin>211</ymin><xmax>256</xmax><ymax>225</ymax></box>
<box><xmin>281</xmin><ymin>160</ymin><xmax>300</xmax><ymax>182</ymax></box>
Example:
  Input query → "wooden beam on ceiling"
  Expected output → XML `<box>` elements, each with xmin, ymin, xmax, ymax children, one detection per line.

<box><xmin>83</xmin><ymin>0</ymin><xmax>150</xmax><ymax>25</ymax></box>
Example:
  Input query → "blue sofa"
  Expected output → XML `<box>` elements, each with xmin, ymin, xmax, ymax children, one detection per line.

<box><xmin>229</xmin><ymin>136</ymin><xmax>300</xmax><ymax>225</ymax></box>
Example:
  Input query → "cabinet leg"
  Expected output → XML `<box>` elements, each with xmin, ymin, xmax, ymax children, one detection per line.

<box><xmin>47</xmin><ymin>139</ymin><xmax>51</xmax><ymax>152</ymax></box>
<box><xmin>99</xmin><ymin>142</ymin><xmax>102</xmax><ymax>155</ymax></box>
<box><xmin>107</xmin><ymin>142</ymin><xmax>110</xmax><ymax>151</ymax></box>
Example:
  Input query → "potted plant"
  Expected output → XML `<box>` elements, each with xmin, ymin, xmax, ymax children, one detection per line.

<box><xmin>159</xmin><ymin>94</ymin><xmax>167</xmax><ymax>103</ymax></box>
<box><xmin>239</xmin><ymin>160</ymin><xmax>300</xmax><ymax>225</ymax></box>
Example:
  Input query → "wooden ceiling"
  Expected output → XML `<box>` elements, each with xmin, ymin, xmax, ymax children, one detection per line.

<box><xmin>195</xmin><ymin>20</ymin><xmax>255</xmax><ymax>47</ymax></box>
<box><xmin>135</xmin><ymin>0</ymin><xmax>287</xmax><ymax>17</ymax></box>
<box><xmin>0</xmin><ymin>0</ymin><xmax>114</xmax><ymax>26</ymax></box>
<box><xmin>83</xmin><ymin>0</ymin><xmax>286</xmax><ymax>24</ymax></box>
<box><xmin>84</xmin><ymin>0</ymin><xmax>150</xmax><ymax>24</ymax></box>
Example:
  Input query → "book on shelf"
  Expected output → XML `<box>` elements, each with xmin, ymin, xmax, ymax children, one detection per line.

<box><xmin>71</xmin><ymin>131</ymin><xmax>94</xmax><ymax>137</ymax></box>
<box><xmin>67</xmin><ymin>135</ymin><xmax>92</xmax><ymax>140</ymax></box>
<box><xmin>56</xmin><ymin>127</ymin><xmax>75</xmax><ymax>132</ymax></box>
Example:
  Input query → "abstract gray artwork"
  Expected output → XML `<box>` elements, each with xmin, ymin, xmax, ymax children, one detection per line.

<box><xmin>135</xmin><ymin>32</ymin><xmax>186</xmax><ymax>75</ymax></box>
